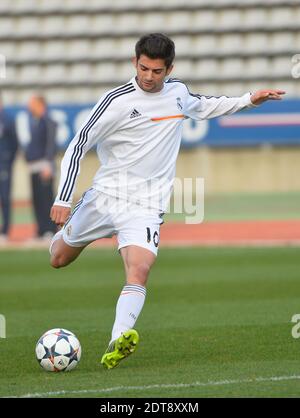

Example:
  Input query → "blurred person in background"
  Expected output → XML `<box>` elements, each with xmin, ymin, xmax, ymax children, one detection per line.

<box><xmin>25</xmin><ymin>95</ymin><xmax>57</xmax><ymax>241</ymax></box>
<box><xmin>0</xmin><ymin>95</ymin><xmax>18</xmax><ymax>243</ymax></box>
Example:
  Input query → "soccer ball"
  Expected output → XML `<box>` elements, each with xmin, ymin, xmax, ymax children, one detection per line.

<box><xmin>35</xmin><ymin>328</ymin><xmax>81</xmax><ymax>372</ymax></box>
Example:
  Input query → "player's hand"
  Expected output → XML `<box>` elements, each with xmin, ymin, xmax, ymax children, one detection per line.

<box><xmin>250</xmin><ymin>89</ymin><xmax>285</xmax><ymax>105</ymax></box>
<box><xmin>50</xmin><ymin>205</ymin><xmax>71</xmax><ymax>227</ymax></box>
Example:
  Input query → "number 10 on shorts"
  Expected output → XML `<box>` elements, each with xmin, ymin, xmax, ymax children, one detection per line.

<box><xmin>146</xmin><ymin>227</ymin><xmax>159</xmax><ymax>248</ymax></box>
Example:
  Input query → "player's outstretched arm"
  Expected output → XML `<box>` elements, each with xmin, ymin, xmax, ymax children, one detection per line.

<box><xmin>184</xmin><ymin>87</ymin><xmax>286</xmax><ymax>121</ymax></box>
<box><xmin>50</xmin><ymin>205</ymin><xmax>71</xmax><ymax>227</ymax></box>
<box><xmin>250</xmin><ymin>89</ymin><xmax>285</xmax><ymax>105</ymax></box>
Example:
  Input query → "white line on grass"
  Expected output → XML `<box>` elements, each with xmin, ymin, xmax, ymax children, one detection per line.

<box><xmin>4</xmin><ymin>375</ymin><xmax>300</xmax><ymax>398</ymax></box>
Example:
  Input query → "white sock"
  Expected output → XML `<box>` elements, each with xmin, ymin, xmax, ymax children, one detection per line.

<box><xmin>49</xmin><ymin>229</ymin><xmax>63</xmax><ymax>255</ymax></box>
<box><xmin>110</xmin><ymin>284</ymin><xmax>146</xmax><ymax>343</ymax></box>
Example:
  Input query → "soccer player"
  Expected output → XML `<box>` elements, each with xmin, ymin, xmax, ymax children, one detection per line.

<box><xmin>49</xmin><ymin>33</ymin><xmax>285</xmax><ymax>369</ymax></box>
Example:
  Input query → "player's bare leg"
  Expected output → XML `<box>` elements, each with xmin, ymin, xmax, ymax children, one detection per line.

<box><xmin>120</xmin><ymin>244</ymin><xmax>156</xmax><ymax>286</ymax></box>
<box><xmin>50</xmin><ymin>233</ymin><xmax>85</xmax><ymax>269</ymax></box>
<box><xmin>101</xmin><ymin>245</ymin><xmax>156</xmax><ymax>369</ymax></box>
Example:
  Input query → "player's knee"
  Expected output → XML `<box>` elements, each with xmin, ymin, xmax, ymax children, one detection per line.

<box><xmin>50</xmin><ymin>255</ymin><xmax>62</xmax><ymax>269</ymax></box>
<box><xmin>129</xmin><ymin>262</ymin><xmax>151</xmax><ymax>282</ymax></box>
<box><xmin>50</xmin><ymin>254</ymin><xmax>69</xmax><ymax>269</ymax></box>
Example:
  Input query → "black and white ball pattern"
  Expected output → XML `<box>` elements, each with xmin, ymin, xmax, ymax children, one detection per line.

<box><xmin>35</xmin><ymin>328</ymin><xmax>81</xmax><ymax>372</ymax></box>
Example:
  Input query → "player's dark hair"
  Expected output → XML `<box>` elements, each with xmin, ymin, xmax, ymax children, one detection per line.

<box><xmin>135</xmin><ymin>33</ymin><xmax>175</xmax><ymax>68</ymax></box>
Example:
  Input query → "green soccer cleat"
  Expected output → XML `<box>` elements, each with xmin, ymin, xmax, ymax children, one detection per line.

<box><xmin>101</xmin><ymin>329</ymin><xmax>139</xmax><ymax>370</ymax></box>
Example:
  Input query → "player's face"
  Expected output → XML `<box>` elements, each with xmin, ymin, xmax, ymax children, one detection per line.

<box><xmin>133</xmin><ymin>55</ymin><xmax>173</xmax><ymax>93</ymax></box>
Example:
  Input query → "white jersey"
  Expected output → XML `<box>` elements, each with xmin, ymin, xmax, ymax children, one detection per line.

<box><xmin>55</xmin><ymin>76</ymin><xmax>254</xmax><ymax>212</ymax></box>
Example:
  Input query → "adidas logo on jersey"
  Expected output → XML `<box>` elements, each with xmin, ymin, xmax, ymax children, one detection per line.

<box><xmin>130</xmin><ymin>109</ymin><xmax>141</xmax><ymax>118</ymax></box>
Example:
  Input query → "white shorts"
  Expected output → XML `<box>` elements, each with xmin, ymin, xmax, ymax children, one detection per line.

<box><xmin>62</xmin><ymin>188</ymin><xmax>163</xmax><ymax>256</ymax></box>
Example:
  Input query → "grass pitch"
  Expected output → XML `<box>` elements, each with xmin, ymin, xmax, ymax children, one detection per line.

<box><xmin>1</xmin><ymin>247</ymin><xmax>300</xmax><ymax>398</ymax></box>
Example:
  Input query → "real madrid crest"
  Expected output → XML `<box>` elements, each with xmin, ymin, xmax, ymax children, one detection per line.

<box><xmin>176</xmin><ymin>97</ymin><xmax>183</xmax><ymax>111</ymax></box>
<box><xmin>66</xmin><ymin>224</ymin><xmax>72</xmax><ymax>237</ymax></box>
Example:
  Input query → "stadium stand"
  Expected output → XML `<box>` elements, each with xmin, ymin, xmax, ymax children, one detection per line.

<box><xmin>0</xmin><ymin>0</ymin><xmax>299</xmax><ymax>104</ymax></box>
